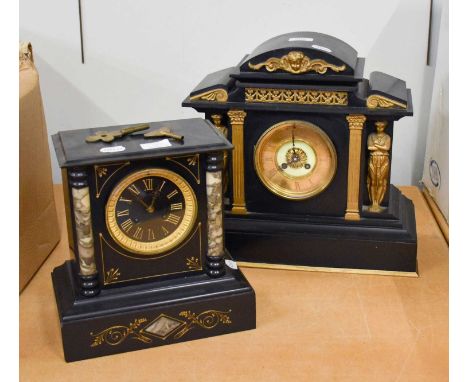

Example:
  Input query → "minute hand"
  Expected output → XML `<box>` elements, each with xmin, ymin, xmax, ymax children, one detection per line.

<box><xmin>292</xmin><ymin>126</ymin><xmax>297</xmax><ymax>153</ymax></box>
<box><xmin>133</xmin><ymin>195</ymin><xmax>150</xmax><ymax>209</ymax></box>
<box><xmin>146</xmin><ymin>191</ymin><xmax>159</xmax><ymax>213</ymax></box>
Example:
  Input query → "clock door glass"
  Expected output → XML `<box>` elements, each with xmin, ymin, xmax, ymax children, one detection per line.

<box><xmin>254</xmin><ymin>120</ymin><xmax>337</xmax><ymax>200</ymax></box>
<box><xmin>106</xmin><ymin>168</ymin><xmax>197</xmax><ymax>255</ymax></box>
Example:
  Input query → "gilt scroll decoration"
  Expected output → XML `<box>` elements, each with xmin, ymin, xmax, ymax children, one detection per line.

<box><xmin>190</xmin><ymin>89</ymin><xmax>228</xmax><ymax>102</ymax></box>
<box><xmin>90</xmin><ymin>310</ymin><xmax>232</xmax><ymax>347</ymax></box>
<box><xmin>248</xmin><ymin>51</ymin><xmax>346</xmax><ymax>74</ymax></box>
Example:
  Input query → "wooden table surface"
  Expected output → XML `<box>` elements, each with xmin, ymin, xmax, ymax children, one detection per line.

<box><xmin>20</xmin><ymin>186</ymin><xmax>448</xmax><ymax>381</ymax></box>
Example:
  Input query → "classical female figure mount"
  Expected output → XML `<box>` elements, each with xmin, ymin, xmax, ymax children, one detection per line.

<box><xmin>183</xmin><ymin>31</ymin><xmax>417</xmax><ymax>274</ymax></box>
<box><xmin>367</xmin><ymin>121</ymin><xmax>392</xmax><ymax>213</ymax></box>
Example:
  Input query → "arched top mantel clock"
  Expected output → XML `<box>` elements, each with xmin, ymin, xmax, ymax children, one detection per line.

<box><xmin>183</xmin><ymin>31</ymin><xmax>417</xmax><ymax>275</ymax></box>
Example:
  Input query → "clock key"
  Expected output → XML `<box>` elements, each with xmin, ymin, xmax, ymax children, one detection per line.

<box><xmin>85</xmin><ymin>123</ymin><xmax>150</xmax><ymax>143</ymax></box>
<box><xmin>143</xmin><ymin>127</ymin><xmax>184</xmax><ymax>142</ymax></box>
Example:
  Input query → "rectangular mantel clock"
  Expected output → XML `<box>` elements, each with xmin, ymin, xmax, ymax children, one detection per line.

<box><xmin>183</xmin><ymin>32</ymin><xmax>417</xmax><ymax>275</ymax></box>
<box><xmin>51</xmin><ymin>118</ymin><xmax>255</xmax><ymax>362</ymax></box>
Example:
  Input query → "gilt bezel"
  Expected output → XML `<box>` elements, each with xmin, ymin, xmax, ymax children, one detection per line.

<box><xmin>254</xmin><ymin>120</ymin><xmax>337</xmax><ymax>200</ymax></box>
<box><xmin>105</xmin><ymin>168</ymin><xmax>197</xmax><ymax>256</ymax></box>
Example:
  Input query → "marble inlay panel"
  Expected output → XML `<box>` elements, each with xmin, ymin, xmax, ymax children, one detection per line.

<box><xmin>144</xmin><ymin>315</ymin><xmax>183</xmax><ymax>338</ymax></box>
<box><xmin>72</xmin><ymin>187</ymin><xmax>97</xmax><ymax>275</ymax></box>
<box><xmin>206</xmin><ymin>171</ymin><xmax>223</xmax><ymax>257</ymax></box>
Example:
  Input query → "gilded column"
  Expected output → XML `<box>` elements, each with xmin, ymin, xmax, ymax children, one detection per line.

<box><xmin>69</xmin><ymin>168</ymin><xmax>100</xmax><ymax>296</ymax></box>
<box><xmin>227</xmin><ymin>110</ymin><xmax>247</xmax><ymax>214</ymax></box>
<box><xmin>205</xmin><ymin>152</ymin><xmax>226</xmax><ymax>278</ymax></box>
<box><xmin>345</xmin><ymin>115</ymin><xmax>366</xmax><ymax>221</ymax></box>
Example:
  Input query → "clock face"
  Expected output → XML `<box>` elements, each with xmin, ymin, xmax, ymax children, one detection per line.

<box><xmin>105</xmin><ymin>168</ymin><xmax>197</xmax><ymax>255</ymax></box>
<box><xmin>254</xmin><ymin>120</ymin><xmax>337</xmax><ymax>200</ymax></box>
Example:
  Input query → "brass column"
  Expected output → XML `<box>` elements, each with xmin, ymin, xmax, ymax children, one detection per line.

<box><xmin>227</xmin><ymin>110</ymin><xmax>247</xmax><ymax>214</ymax></box>
<box><xmin>345</xmin><ymin>114</ymin><xmax>366</xmax><ymax>220</ymax></box>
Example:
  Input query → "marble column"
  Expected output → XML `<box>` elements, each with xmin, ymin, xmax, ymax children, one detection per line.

<box><xmin>72</xmin><ymin>187</ymin><xmax>96</xmax><ymax>275</ymax></box>
<box><xmin>69</xmin><ymin>168</ymin><xmax>100</xmax><ymax>296</ymax></box>
<box><xmin>205</xmin><ymin>152</ymin><xmax>226</xmax><ymax>277</ymax></box>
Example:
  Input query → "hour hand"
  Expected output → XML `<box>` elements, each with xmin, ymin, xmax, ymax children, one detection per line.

<box><xmin>146</xmin><ymin>191</ymin><xmax>160</xmax><ymax>213</ymax></box>
<box><xmin>133</xmin><ymin>195</ymin><xmax>150</xmax><ymax>209</ymax></box>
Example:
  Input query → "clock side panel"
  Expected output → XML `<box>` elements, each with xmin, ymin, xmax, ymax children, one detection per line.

<box><xmin>87</xmin><ymin>156</ymin><xmax>208</xmax><ymax>288</ymax></box>
<box><xmin>243</xmin><ymin>111</ymin><xmax>349</xmax><ymax>216</ymax></box>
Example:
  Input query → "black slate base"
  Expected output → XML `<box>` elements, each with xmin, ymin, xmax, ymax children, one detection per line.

<box><xmin>225</xmin><ymin>186</ymin><xmax>417</xmax><ymax>273</ymax></box>
<box><xmin>52</xmin><ymin>260</ymin><xmax>256</xmax><ymax>362</ymax></box>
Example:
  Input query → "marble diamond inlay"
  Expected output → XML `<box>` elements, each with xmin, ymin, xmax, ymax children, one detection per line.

<box><xmin>143</xmin><ymin>314</ymin><xmax>184</xmax><ymax>339</ymax></box>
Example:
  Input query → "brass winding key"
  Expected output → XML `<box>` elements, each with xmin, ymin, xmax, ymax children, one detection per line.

<box><xmin>85</xmin><ymin>123</ymin><xmax>150</xmax><ymax>143</ymax></box>
<box><xmin>144</xmin><ymin>127</ymin><xmax>184</xmax><ymax>142</ymax></box>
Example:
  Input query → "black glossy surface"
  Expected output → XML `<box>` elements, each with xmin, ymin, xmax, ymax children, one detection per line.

<box><xmin>53</xmin><ymin>118</ymin><xmax>232</xmax><ymax>167</ymax></box>
<box><xmin>71</xmin><ymin>157</ymin><xmax>208</xmax><ymax>287</ymax></box>
<box><xmin>225</xmin><ymin>187</ymin><xmax>417</xmax><ymax>272</ymax></box>
<box><xmin>52</xmin><ymin>119</ymin><xmax>255</xmax><ymax>362</ymax></box>
<box><xmin>243</xmin><ymin>112</ymin><xmax>349</xmax><ymax>216</ymax></box>
<box><xmin>369</xmin><ymin>71</ymin><xmax>408</xmax><ymax>103</ymax></box>
<box><xmin>190</xmin><ymin>67</ymin><xmax>236</xmax><ymax>96</ymax></box>
<box><xmin>183</xmin><ymin>32</ymin><xmax>412</xmax><ymax>117</ymax></box>
<box><xmin>240</xmin><ymin>31</ymin><xmax>358</xmax><ymax>73</ymax></box>
<box><xmin>183</xmin><ymin>31</ymin><xmax>416</xmax><ymax>272</ymax></box>
<box><xmin>53</xmin><ymin>260</ymin><xmax>255</xmax><ymax>362</ymax></box>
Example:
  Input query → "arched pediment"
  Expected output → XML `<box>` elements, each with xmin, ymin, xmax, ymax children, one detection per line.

<box><xmin>239</xmin><ymin>32</ymin><xmax>358</xmax><ymax>76</ymax></box>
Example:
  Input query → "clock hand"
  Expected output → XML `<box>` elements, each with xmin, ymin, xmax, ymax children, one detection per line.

<box><xmin>133</xmin><ymin>194</ymin><xmax>150</xmax><ymax>209</ymax></box>
<box><xmin>292</xmin><ymin>125</ymin><xmax>297</xmax><ymax>154</ymax></box>
<box><xmin>146</xmin><ymin>191</ymin><xmax>160</xmax><ymax>213</ymax></box>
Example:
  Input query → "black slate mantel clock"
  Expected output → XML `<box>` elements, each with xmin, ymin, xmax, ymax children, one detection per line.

<box><xmin>183</xmin><ymin>31</ymin><xmax>417</xmax><ymax>275</ymax></box>
<box><xmin>51</xmin><ymin>118</ymin><xmax>255</xmax><ymax>362</ymax></box>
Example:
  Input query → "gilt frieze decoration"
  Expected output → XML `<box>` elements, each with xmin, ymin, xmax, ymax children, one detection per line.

<box><xmin>245</xmin><ymin>88</ymin><xmax>348</xmax><ymax>106</ymax></box>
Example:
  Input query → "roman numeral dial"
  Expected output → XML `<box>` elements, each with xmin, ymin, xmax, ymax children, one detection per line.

<box><xmin>106</xmin><ymin>168</ymin><xmax>197</xmax><ymax>256</ymax></box>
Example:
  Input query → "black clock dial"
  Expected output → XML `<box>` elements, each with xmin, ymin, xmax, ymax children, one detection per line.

<box><xmin>106</xmin><ymin>168</ymin><xmax>197</xmax><ymax>255</ymax></box>
<box><xmin>114</xmin><ymin>176</ymin><xmax>185</xmax><ymax>242</ymax></box>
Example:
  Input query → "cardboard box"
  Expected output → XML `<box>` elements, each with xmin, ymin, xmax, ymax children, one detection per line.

<box><xmin>19</xmin><ymin>42</ymin><xmax>60</xmax><ymax>292</ymax></box>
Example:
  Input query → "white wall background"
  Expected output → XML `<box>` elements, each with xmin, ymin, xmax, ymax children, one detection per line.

<box><xmin>20</xmin><ymin>0</ymin><xmax>434</xmax><ymax>185</ymax></box>
<box><xmin>422</xmin><ymin>0</ymin><xmax>449</xmax><ymax>220</ymax></box>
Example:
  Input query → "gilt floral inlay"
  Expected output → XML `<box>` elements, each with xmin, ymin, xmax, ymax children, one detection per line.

<box><xmin>90</xmin><ymin>318</ymin><xmax>150</xmax><ymax>347</ymax></box>
<box><xmin>104</xmin><ymin>268</ymin><xmax>121</xmax><ymax>284</ymax></box>
<box><xmin>166</xmin><ymin>154</ymin><xmax>200</xmax><ymax>184</ymax></box>
<box><xmin>186</xmin><ymin>256</ymin><xmax>201</xmax><ymax>270</ymax></box>
<box><xmin>90</xmin><ymin>309</ymin><xmax>232</xmax><ymax>347</ymax></box>
<box><xmin>97</xmin><ymin>167</ymin><xmax>107</xmax><ymax>178</ymax></box>
<box><xmin>174</xmin><ymin>310</ymin><xmax>232</xmax><ymax>339</ymax></box>
<box><xmin>94</xmin><ymin>162</ymin><xmax>130</xmax><ymax>198</ymax></box>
